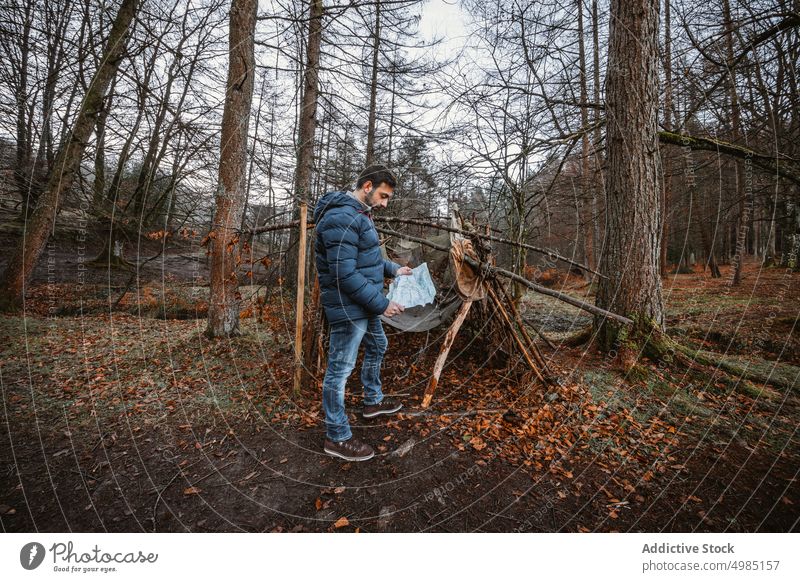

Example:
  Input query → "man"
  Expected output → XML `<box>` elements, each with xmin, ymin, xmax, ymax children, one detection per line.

<box><xmin>313</xmin><ymin>164</ymin><xmax>413</xmax><ymax>461</ymax></box>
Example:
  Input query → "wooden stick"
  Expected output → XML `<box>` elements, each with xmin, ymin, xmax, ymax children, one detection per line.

<box><xmin>422</xmin><ymin>299</ymin><xmax>473</xmax><ymax>408</ymax></box>
<box><xmin>375</xmin><ymin>225</ymin><xmax>633</xmax><ymax>326</ymax></box>
<box><xmin>375</xmin><ymin>215</ymin><xmax>606</xmax><ymax>279</ymax></box>
<box><xmin>293</xmin><ymin>202</ymin><xmax>308</xmax><ymax>396</ymax></box>
<box><xmin>248</xmin><ymin>218</ymin><xmax>313</xmax><ymax>236</ymax></box>
<box><xmin>480</xmin><ymin>259</ymin><xmax>632</xmax><ymax>325</ymax></box>
<box><xmin>521</xmin><ymin>316</ymin><xmax>558</xmax><ymax>351</ymax></box>
<box><xmin>246</xmin><ymin>216</ymin><xmax>604</xmax><ymax>280</ymax></box>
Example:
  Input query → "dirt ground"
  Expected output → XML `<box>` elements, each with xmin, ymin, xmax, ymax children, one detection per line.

<box><xmin>1</xmin><ymin>236</ymin><xmax>798</xmax><ymax>532</ymax></box>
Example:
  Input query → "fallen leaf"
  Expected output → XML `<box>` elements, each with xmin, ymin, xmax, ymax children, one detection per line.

<box><xmin>334</xmin><ymin>516</ymin><xmax>349</xmax><ymax>528</ymax></box>
<box><xmin>183</xmin><ymin>486</ymin><xmax>202</xmax><ymax>495</ymax></box>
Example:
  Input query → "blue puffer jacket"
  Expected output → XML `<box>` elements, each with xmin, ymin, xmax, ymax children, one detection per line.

<box><xmin>313</xmin><ymin>190</ymin><xmax>401</xmax><ymax>325</ymax></box>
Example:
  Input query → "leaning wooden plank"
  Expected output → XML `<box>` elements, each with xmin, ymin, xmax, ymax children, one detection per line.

<box><xmin>421</xmin><ymin>300</ymin><xmax>474</xmax><ymax>409</ymax></box>
<box><xmin>492</xmin><ymin>279</ymin><xmax>548</xmax><ymax>369</ymax></box>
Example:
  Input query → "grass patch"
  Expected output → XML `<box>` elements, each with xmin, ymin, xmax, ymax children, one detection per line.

<box><xmin>645</xmin><ymin>373</ymin><xmax>713</xmax><ymax>418</ymax></box>
<box><xmin>666</xmin><ymin>295</ymin><xmax>773</xmax><ymax>317</ymax></box>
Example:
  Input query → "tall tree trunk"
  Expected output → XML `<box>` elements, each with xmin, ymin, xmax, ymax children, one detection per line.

<box><xmin>205</xmin><ymin>0</ymin><xmax>257</xmax><ymax>337</ymax></box>
<box><xmin>660</xmin><ymin>0</ymin><xmax>672</xmax><ymax>277</ymax></box>
<box><xmin>26</xmin><ymin>0</ymin><xmax>71</xmax><ymax>220</ymax></box>
<box><xmin>240</xmin><ymin>71</ymin><xmax>268</xmax><ymax>238</ymax></box>
<box><xmin>129</xmin><ymin>47</ymin><xmax>184</xmax><ymax>225</ymax></box>
<box><xmin>14</xmin><ymin>1</ymin><xmax>34</xmax><ymax>221</ymax></box>
<box><xmin>594</xmin><ymin>0</ymin><xmax>664</xmax><ymax>352</ymax></box>
<box><xmin>591</xmin><ymin>0</ymin><xmax>604</xmax><ymax>273</ymax></box>
<box><xmin>0</xmin><ymin>0</ymin><xmax>140</xmax><ymax>311</ymax></box>
<box><xmin>388</xmin><ymin>46</ymin><xmax>398</xmax><ymax>167</ymax></box>
<box><xmin>577</xmin><ymin>0</ymin><xmax>593</xmax><ymax>277</ymax></box>
<box><xmin>509</xmin><ymin>185</ymin><xmax>527</xmax><ymax>304</ymax></box>
<box><xmin>286</xmin><ymin>0</ymin><xmax>323</xmax><ymax>292</ymax></box>
<box><xmin>700</xmin><ymin>188</ymin><xmax>722</xmax><ymax>278</ymax></box>
<box><xmin>365</xmin><ymin>0</ymin><xmax>381</xmax><ymax>165</ymax></box>
<box><xmin>93</xmin><ymin>77</ymin><xmax>116</xmax><ymax>206</ymax></box>
<box><xmin>724</xmin><ymin>0</ymin><xmax>747</xmax><ymax>285</ymax></box>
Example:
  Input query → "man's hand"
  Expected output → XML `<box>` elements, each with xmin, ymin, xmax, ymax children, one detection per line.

<box><xmin>383</xmin><ymin>300</ymin><xmax>405</xmax><ymax>317</ymax></box>
<box><xmin>396</xmin><ymin>266</ymin><xmax>413</xmax><ymax>276</ymax></box>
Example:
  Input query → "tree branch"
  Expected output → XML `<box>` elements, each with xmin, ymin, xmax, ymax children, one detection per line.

<box><xmin>659</xmin><ymin>131</ymin><xmax>800</xmax><ymax>186</ymax></box>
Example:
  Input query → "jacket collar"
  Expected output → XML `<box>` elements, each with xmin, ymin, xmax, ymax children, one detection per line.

<box><xmin>346</xmin><ymin>189</ymin><xmax>371</xmax><ymax>211</ymax></box>
<box><xmin>347</xmin><ymin>189</ymin><xmax>374</xmax><ymax>221</ymax></box>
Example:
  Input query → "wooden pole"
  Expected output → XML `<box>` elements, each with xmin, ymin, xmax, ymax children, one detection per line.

<box><xmin>293</xmin><ymin>202</ymin><xmax>308</xmax><ymax>396</ymax></box>
<box><xmin>302</xmin><ymin>273</ymin><xmax>321</xmax><ymax>389</ymax></box>
<box><xmin>422</xmin><ymin>299</ymin><xmax>473</xmax><ymax>408</ymax></box>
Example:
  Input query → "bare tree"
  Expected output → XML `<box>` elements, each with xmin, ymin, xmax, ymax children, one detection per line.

<box><xmin>0</xmin><ymin>0</ymin><xmax>140</xmax><ymax>310</ymax></box>
<box><xmin>365</xmin><ymin>0</ymin><xmax>381</xmax><ymax>165</ymax></box>
<box><xmin>594</xmin><ymin>0</ymin><xmax>665</xmax><ymax>352</ymax></box>
<box><xmin>205</xmin><ymin>0</ymin><xmax>257</xmax><ymax>337</ymax></box>
<box><xmin>660</xmin><ymin>0</ymin><xmax>673</xmax><ymax>277</ymax></box>
<box><xmin>285</xmin><ymin>0</ymin><xmax>323</xmax><ymax>290</ymax></box>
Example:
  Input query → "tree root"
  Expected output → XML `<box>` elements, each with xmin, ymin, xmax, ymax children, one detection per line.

<box><xmin>607</xmin><ymin>315</ymin><xmax>788</xmax><ymax>397</ymax></box>
<box><xmin>558</xmin><ymin>324</ymin><xmax>594</xmax><ymax>348</ymax></box>
<box><xmin>87</xmin><ymin>253</ymin><xmax>134</xmax><ymax>270</ymax></box>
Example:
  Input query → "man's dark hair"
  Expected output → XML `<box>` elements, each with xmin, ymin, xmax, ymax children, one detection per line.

<box><xmin>356</xmin><ymin>164</ymin><xmax>397</xmax><ymax>189</ymax></box>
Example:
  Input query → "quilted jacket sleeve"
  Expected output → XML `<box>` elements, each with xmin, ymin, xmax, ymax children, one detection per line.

<box><xmin>321</xmin><ymin>216</ymin><xmax>390</xmax><ymax>315</ymax></box>
<box><xmin>383</xmin><ymin>259</ymin><xmax>401</xmax><ymax>278</ymax></box>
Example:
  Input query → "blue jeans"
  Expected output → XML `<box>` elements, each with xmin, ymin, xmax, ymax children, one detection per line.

<box><xmin>322</xmin><ymin>316</ymin><xmax>388</xmax><ymax>442</ymax></box>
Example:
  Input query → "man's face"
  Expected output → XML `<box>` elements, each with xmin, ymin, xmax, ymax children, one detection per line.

<box><xmin>364</xmin><ymin>181</ymin><xmax>393</xmax><ymax>210</ymax></box>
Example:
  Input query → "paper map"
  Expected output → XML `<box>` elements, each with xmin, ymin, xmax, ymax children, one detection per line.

<box><xmin>386</xmin><ymin>262</ymin><xmax>437</xmax><ymax>308</ymax></box>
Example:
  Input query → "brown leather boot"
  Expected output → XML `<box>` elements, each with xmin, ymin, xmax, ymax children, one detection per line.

<box><xmin>362</xmin><ymin>397</ymin><xmax>403</xmax><ymax>418</ymax></box>
<box><xmin>323</xmin><ymin>436</ymin><xmax>375</xmax><ymax>461</ymax></box>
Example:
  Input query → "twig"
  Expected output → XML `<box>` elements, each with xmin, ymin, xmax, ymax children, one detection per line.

<box><xmin>185</xmin><ymin>460</ymin><xmax>236</xmax><ymax>488</ymax></box>
<box><xmin>151</xmin><ymin>459</ymin><xmax>203</xmax><ymax>531</ymax></box>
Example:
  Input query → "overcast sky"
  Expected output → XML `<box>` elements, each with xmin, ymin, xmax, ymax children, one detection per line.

<box><xmin>419</xmin><ymin>0</ymin><xmax>467</xmax><ymax>44</ymax></box>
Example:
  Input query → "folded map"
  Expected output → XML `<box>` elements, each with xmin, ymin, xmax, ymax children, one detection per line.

<box><xmin>386</xmin><ymin>262</ymin><xmax>437</xmax><ymax>308</ymax></box>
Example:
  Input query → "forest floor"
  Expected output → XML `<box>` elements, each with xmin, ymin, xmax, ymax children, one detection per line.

<box><xmin>1</xmin><ymin>232</ymin><xmax>798</xmax><ymax>532</ymax></box>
